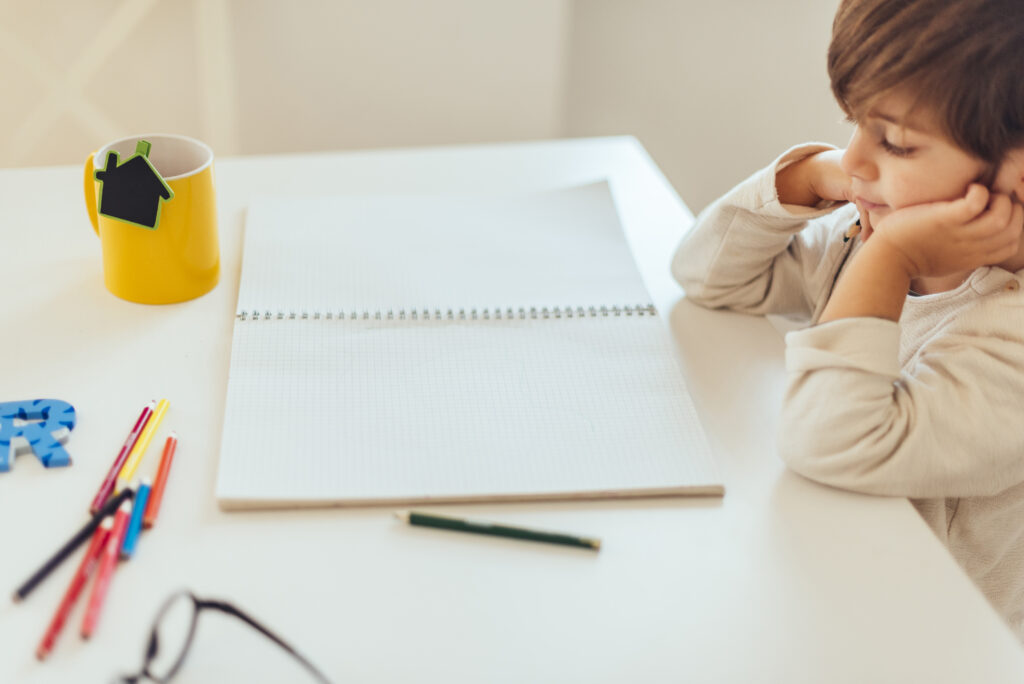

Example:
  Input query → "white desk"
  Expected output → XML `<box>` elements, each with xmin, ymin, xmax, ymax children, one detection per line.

<box><xmin>1</xmin><ymin>137</ymin><xmax>1021</xmax><ymax>683</ymax></box>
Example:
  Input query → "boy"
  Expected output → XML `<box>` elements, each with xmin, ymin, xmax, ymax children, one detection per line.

<box><xmin>672</xmin><ymin>0</ymin><xmax>1024</xmax><ymax>642</ymax></box>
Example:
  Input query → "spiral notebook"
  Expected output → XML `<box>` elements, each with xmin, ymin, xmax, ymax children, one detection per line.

<box><xmin>216</xmin><ymin>182</ymin><xmax>722</xmax><ymax>509</ymax></box>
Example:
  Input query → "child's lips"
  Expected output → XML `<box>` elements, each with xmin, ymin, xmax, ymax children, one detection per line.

<box><xmin>857</xmin><ymin>196</ymin><xmax>887</xmax><ymax>211</ymax></box>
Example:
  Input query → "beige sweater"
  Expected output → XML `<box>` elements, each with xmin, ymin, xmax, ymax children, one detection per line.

<box><xmin>672</xmin><ymin>144</ymin><xmax>1024</xmax><ymax>643</ymax></box>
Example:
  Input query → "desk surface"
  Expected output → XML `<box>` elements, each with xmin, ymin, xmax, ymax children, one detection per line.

<box><xmin>1</xmin><ymin>137</ymin><xmax>1021</xmax><ymax>683</ymax></box>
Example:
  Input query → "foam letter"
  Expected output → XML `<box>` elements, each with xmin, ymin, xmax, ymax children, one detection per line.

<box><xmin>0</xmin><ymin>399</ymin><xmax>76</xmax><ymax>471</ymax></box>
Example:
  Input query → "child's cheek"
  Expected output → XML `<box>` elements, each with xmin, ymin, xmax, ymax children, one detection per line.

<box><xmin>893</xmin><ymin>168</ymin><xmax>973</xmax><ymax>207</ymax></box>
<box><xmin>885</xmin><ymin>181</ymin><xmax>916</xmax><ymax>209</ymax></box>
<box><xmin>885</xmin><ymin>169</ymin><xmax>940</xmax><ymax>208</ymax></box>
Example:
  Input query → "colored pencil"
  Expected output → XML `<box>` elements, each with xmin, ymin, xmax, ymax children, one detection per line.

<box><xmin>120</xmin><ymin>479</ymin><xmax>150</xmax><ymax>558</ymax></box>
<box><xmin>143</xmin><ymin>433</ymin><xmax>177</xmax><ymax>528</ymax></box>
<box><xmin>35</xmin><ymin>518</ymin><xmax>112</xmax><ymax>659</ymax></box>
<box><xmin>116</xmin><ymin>398</ymin><xmax>169</xmax><ymax>493</ymax></box>
<box><xmin>90</xmin><ymin>401</ymin><xmax>154</xmax><ymax>514</ymax></box>
<box><xmin>395</xmin><ymin>511</ymin><xmax>602</xmax><ymax>551</ymax></box>
<box><xmin>12</xmin><ymin>487</ymin><xmax>135</xmax><ymax>603</ymax></box>
<box><xmin>81</xmin><ymin>500</ymin><xmax>133</xmax><ymax>639</ymax></box>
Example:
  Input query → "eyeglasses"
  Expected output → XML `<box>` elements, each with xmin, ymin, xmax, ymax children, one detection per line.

<box><xmin>116</xmin><ymin>589</ymin><xmax>333</xmax><ymax>683</ymax></box>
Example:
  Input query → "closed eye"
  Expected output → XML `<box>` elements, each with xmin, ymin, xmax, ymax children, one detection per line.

<box><xmin>880</xmin><ymin>138</ymin><xmax>914</xmax><ymax>157</ymax></box>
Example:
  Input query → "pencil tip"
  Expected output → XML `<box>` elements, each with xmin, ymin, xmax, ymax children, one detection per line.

<box><xmin>394</xmin><ymin>511</ymin><xmax>409</xmax><ymax>523</ymax></box>
<box><xmin>11</xmin><ymin>592</ymin><xmax>21</xmax><ymax>604</ymax></box>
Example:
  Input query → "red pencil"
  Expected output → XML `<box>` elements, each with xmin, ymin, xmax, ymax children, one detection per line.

<box><xmin>143</xmin><ymin>433</ymin><xmax>177</xmax><ymax>528</ymax></box>
<box><xmin>80</xmin><ymin>500</ymin><xmax>132</xmax><ymax>639</ymax></box>
<box><xmin>35</xmin><ymin>518</ymin><xmax>112</xmax><ymax>659</ymax></box>
<box><xmin>90</xmin><ymin>401</ymin><xmax>155</xmax><ymax>514</ymax></box>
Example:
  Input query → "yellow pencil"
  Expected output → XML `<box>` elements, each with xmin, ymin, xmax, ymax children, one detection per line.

<box><xmin>116</xmin><ymin>398</ymin><xmax>169</xmax><ymax>492</ymax></box>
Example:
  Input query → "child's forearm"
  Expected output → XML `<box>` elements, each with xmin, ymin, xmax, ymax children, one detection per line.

<box><xmin>776</xmin><ymin>148</ymin><xmax>851</xmax><ymax>209</ymax></box>
<box><xmin>775</xmin><ymin>154</ymin><xmax>821</xmax><ymax>207</ymax></box>
<box><xmin>818</xmin><ymin>238</ymin><xmax>913</xmax><ymax>323</ymax></box>
<box><xmin>672</xmin><ymin>144</ymin><xmax>842</xmax><ymax>316</ymax></box>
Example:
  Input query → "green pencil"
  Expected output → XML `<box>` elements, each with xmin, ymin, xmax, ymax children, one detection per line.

<box><xmin>395</xmin><ymin>510</ymin><xmax>601</xmax><ymax>551</ymax></box>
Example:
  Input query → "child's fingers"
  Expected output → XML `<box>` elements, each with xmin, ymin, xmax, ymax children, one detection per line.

<box><xmin>980</xmin><ymin>235</ymin><xmax>1022</xmax><ymax>265</ymax></box>
<box><xmin>855</xmin><ymin>200</ymin><xmax>874</xmax><ymax>238</ymax></box>
<box><xmin>1005</xmin><ymin>201</ymin><xmax>1024</xmax><ymax>250</ymax></box>
<box><xmin>816</xmin><ymin>150</ymin><xmax>854</xmax><ymax>203</ymax></box>
<box><xmin>987</xmin><ymin>192</ymin><xmax>1013</xmax><ymax>226</ymax></box>
<box><xmin>952</xmin><ymin>183</ymin><xmax>990</xmax><ymax>222</ymax></box>
<box><xmin>966</xmin><ymin>192</ymin><xmax>1016</xmax><ymax>237</ymax></box>
<box><xmin>975</xmin><ymin>202</ymin><xmax>1023</xmax><ymax>262</ymax></box>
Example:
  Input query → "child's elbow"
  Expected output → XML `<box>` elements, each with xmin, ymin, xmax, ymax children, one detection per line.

<box><xmin>671</xmin><ymin>244</ymin><xmax>770</xmax><ymax>311</ymax></box>
<box><xmin>777</xmin><ymin>425</ymin><xmax>858</xmax><ymax>488</ymax></box>
<box><xmin>671</xmin><ymin>240</ymin><xmax>712</xmax><ymax>303</ymax></box>
<box><xmin>775</xmin><ymin>392</ymin><xmax>907</xmax><ymax>494</ymax></box>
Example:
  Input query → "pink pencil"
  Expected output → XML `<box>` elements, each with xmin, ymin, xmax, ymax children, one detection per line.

<box><xmin>80</xmin><ymin>501</ymin><xmax>132</xmax><ymax>639</ymax></box>
<box><xmin>89</xmin><ymin>401</ymin><xmax>155</xmax><ymax>514</ymax></box>
<box><xmin>35</xmin><ymin>519</ymin><xmax>112</xmax><ymax>659</ymax></box>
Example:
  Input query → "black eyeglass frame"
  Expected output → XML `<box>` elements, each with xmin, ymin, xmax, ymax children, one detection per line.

<box><xmin>118</xmin><ymin>589</ymin><xmax>331</xmax><ymax>684</ymax></box>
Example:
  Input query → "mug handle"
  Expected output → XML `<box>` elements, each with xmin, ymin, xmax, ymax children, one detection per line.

<box><xmin>83</xmin><ymin>151</ymin><xmax>99</xmax><ymax>236</ymax></box>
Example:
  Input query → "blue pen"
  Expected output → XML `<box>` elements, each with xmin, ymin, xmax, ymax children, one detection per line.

<box><xmin>120</xmin><ymin>479</ymin><xmax>151</xmax><ymax>558</ymax></box>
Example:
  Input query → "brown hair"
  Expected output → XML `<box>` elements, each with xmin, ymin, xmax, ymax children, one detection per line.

<box><xmin>828</xmin><ymin>0</ymin><xmax>1024</xmax><ymax>169</ymax></box>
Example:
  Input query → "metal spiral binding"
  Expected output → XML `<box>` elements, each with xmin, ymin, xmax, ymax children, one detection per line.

<box><xmin>237</xmin><ymin>304</ymin><xmax>657</xmax><ymax>321</ymax></box>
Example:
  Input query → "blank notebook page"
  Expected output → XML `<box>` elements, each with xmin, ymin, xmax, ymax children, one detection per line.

<box><xmin>217</xmin><ymin>182</ymin><xmax>721</xmax><ymax>508</ymax></box>
<box><xmin>236</xmin><ymin>183</ymin><xmax>651</xmax><ymax>314</ymax></box>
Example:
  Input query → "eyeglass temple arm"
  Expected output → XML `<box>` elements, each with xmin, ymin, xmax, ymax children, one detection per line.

<box><xmin>196</xmin><ymin>599</ymin><xmax>333</xmax><ymax>684</ymax></box>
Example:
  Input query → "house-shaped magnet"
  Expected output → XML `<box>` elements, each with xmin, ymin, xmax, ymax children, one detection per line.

<box><xmin>95</xmin><ymin>140</ymin><xmax>173</xmax><ymax>230</ymax></box>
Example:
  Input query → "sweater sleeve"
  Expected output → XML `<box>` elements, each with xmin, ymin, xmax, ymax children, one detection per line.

<box><xmin>780</xmin><ymin>313</ymin><xmax>1024</xmax><ymax>498</ymax></box>
<box><xmin>671</xmin><ymin>143</ymin><xmax>856</xmax><ymax>320</ymax></box>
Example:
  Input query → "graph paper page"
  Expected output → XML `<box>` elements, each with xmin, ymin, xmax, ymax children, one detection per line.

<box><xmin>217</xmin><ymin>316</ymin><xmax>720</xmax><ymax>507</ymax></box>
<box><xmin>236</xmin><ymin>182</ymin><xmax>652</xmax><ymax>316</ymax></box>
<box><xmin>217</xmin><ymin>183</ymin><xmax>721</xmax><ymax>507</ymax></box>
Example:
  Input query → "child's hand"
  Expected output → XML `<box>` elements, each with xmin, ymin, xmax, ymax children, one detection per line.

<box><xmin>776</xmin><ymin>149</ymin><xmax>854</xmax><ymax>207</ymax></box>
<box><xmin>863</xmin><ymin>185</ymin><xmax>1024</xmax><ymax>279</ymax></box>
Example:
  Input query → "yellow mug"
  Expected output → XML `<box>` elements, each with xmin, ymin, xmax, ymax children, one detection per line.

<box><xmin>84</xmin><ymin>133</ymin><xmax>220</xmax><ymax>304</ymax></box>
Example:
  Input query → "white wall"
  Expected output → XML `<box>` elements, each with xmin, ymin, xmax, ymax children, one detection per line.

<box><xmin>0</xmin><ymin>0</ymin><xmax>849</xmax><ymax>214</ymax></box>
<box><xmin>230</xmin><ymin>0</ymin><xmax>571</xmax><ymax>155</ymax></box>
<box><xmin>566</xmin><ymin>0</ymin><xmax>849</xmax><ymax>211</ymax></box>
<box><xmin>0</xmin><ymin>0</ymin><xmax>570</xmax><ymax>164</ymax></box>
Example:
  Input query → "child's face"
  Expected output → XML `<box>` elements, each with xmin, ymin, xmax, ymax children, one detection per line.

<box><xmin>839</xmin><ymin>90</ymin><xmax>1012</xmax><ymax>227</ymax></box>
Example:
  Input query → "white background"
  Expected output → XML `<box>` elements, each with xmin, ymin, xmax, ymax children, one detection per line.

<box><xmin>0</xmin><ymin>0</ymin><xmax>848</xmax><ymax>212</ymax></box>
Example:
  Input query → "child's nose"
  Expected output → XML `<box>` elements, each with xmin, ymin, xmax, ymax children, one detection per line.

<box><xmin>840</xmin><ymin>128</ymin><xmax>876</xmax><ymax>181</ymax></box>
